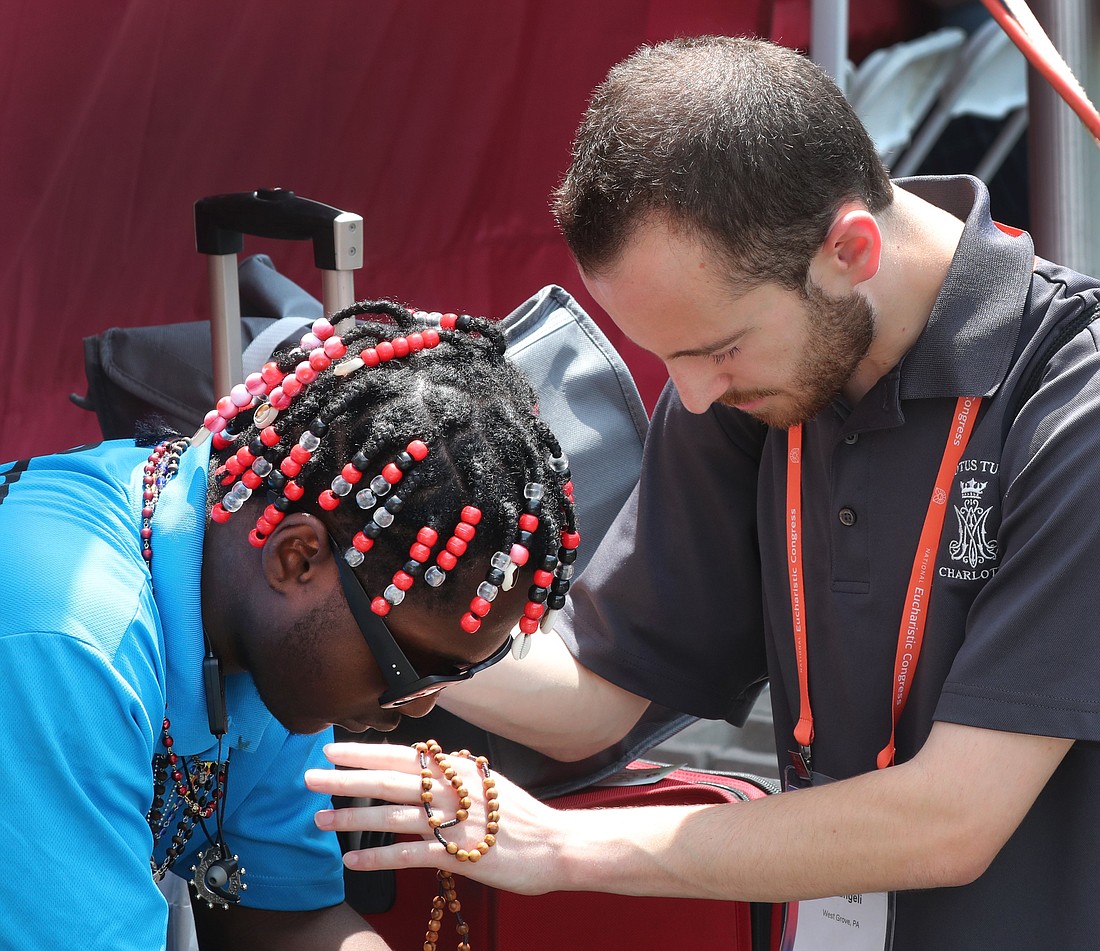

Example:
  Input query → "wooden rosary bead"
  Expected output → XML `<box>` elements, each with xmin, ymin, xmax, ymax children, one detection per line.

<box><xmin>415</xmin><ymin>740</ymin><xmax>499</xmax><ymax>950</ymax></box>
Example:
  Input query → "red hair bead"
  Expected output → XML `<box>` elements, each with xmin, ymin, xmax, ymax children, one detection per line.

<box><xmin>460</xmin><ymin>612</ymin><xmax>481</xmax><ymax>633</ymax></box>
<box><xmin>416</xmin><ymin>527</ymin><xmax>439</xmax><ymax>546</ymax></box>
<box><xmin>248</xmin><ymin>529</ymin><xmax>267</xmax><ymax>548</ymax></box>
<box><xmin>282</xmin><ymin>377</ymin><xmax>303</xmax><ymax>399</ymax></box>
<box><xmin>210</xmin><ymin>504</ymin><xmax>231</xmax><ymax>523</ymax></box>
<box><xmin>524</xmin><ymin>602</ymin><xmax>545</xmax><ymax>619</ymax></box>
<box><xmin>470</xmin><ymin>597</ymin><xmax>492</xmax><ymax>617</ymax></box>
<box><xmin>410</xmin><ymin>542</ymin><xmax>432</xmax><ymax>562</ymax></box>
<box><xmin>261</xmin><ymin>362</ymin><xmax>282</xmax><ymax>385</ymax></box>
<box><xmin>341</xmin><ymin>463</ymin><xmax>363</xmax><ymax>484</ymax></box>
<box><xmin>407</xmin><ymin>332</ymin><xmax>424</xmax><ymax>352</ymax></box>
<box><xmin>318</xmin><ymin>490</ymin><xmax>340</xmax><ymax>511</ymax></box>
<box><xmin>260</xmin><ymin>426</ymin><xmax>280</xmax><ymax>447</ymax></box>
<box><xmin>263</xmin><ymin>505</ymin><xmax>285</xmax><ymax>525</ymax></box>
<box><xmin>290</xmin><ymin>444</ymin><xmax>312</xmax><ymax>465</ymax></box>
<box><xmin>561</xmin><ymin>531</ymin><xmax>581</xmax><ymax>550</ymax></box>
<box><xmin>441</xmin><ymin>313</ymin><xmax>458</xmax><ymax>330</ymax></box>
<box><xmin>241</xmin><ymin>470</ymin><xmax>262</xmax><ymax>490</ymax></box>
<box><xmin>421</xmin><ymin>328</ymin><xmax>441</xmax><ymax>348</ymax></box>
<box><xmin>533</xmin><ymin>569</ymin><xmax>554</xmax><ymax>587</ymax></box>
<box><xmin>361</xmin><ymin>347</ymin><xmax>380</xmax><ymax>367</ymax></box>
<box><xmin>454</xmin><ymin>522</ymin><xmax>476</xmax><ymax>543</ymax></box>
<box><xmin>309</xmin><ymin>350</ymin><xmax>331</xmax><ymax>372</ymax></box>
<box><xmin>216</xmin><ymin>396</ymin><xmax>239</xmax><ymax>420</ymax></box>
<box><xmin>323</xmin><ymin>337</ymin><xmax>347</xmax><ymax>359</ymax></box>
<box><xmin>382</xmin><ymin>463</ymin><xmax>402</xmax><ymax>484</ymax></box>
<box><xmin>279</xmin><ymin>458</ymin><xmax>302</xmax><ymax>478</ymax></box>
<box><xmin>519</xmin><ymin>617</ymin><xmax>539</xmax><ymax>635</ymax></box>
<box><xmin>518</xmin><ymin>514</ymin><xmax>539</xmax><ymax>532</ymax></box>
<box><xmin>509</xmin><ymin>544</ymin><xmax>529</xmax><ymax>567</ymax></box>
<box><xmin>407</xmin><ymin>440</ymin><xmax>430</xmax><ymax>462</ymax></box>
<box><xmin>294</xmin><ymin>362</ymin><xmax>317</xmax><ymax>384</ymax></box>
<box><xmin>371</xmin><ymin>597</ymin><xmax>391</xmax><ymax>617</ymax></box>
<box><xmin>437</xmin><ymin>551</ymin><xmax>458</xmax><ymax>571</ymax></box>
<box><xmin>446</xmin><ymin>537</ymin><xmax>468</xmax><ymax>557</ymax></box>
<box><xmin>353</xmin><ymin>532</ymin><xmax>374</xmax><ymax>552</ymax></box>
<box><xmin>376</xmin><ymin>341</ymin><xmax>395</xmax><ymax>362</ymax></box>
<box><xmin>391</xmin><ymin>336</ymin><xmax>410</xmax><ymax>358</ymax></box>
<box><xmin>284</xmin><ymin>480</ymin><xmax>305</xmax><ymax>501</ymax></box>
<box><xmin>460</xmin><ymin>506</ymin><xmax>482</xmax><ymax>525</ymax></box>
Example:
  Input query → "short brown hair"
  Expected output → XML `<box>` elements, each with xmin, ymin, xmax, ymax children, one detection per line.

<box><xmin>553</xmin><ymin>36</ymin><xmax>892</xmax><ymax>290</ymax></box>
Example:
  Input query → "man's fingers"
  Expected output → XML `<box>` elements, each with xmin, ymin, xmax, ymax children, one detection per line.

<box><xmin>305</xmin><ymin>765</ymin><xmax>421</xmax><ymax>803</ymax></box>
<box><xmin>322</xmin><ymin>741</ymin><xmax>420</xmax><ymax>771</ymax></box>
<box><xmin>314</xmin><ymin>802</ymin><xmax>426</xmax><ymax>836</ymax></box>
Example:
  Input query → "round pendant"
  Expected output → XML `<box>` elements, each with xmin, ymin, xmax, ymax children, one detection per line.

<box><xmin>191</xmin><ymin>843</ymin><xmax>246</xmax><ymax>908</ymax></box>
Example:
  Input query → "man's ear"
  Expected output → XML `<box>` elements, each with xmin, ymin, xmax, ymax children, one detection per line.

<box><xmin>260</xmin><ymin>513</ymin><xmax>332</xmax><ymax>592</ymax></box>
<box><xmin>811</xmin><ymin>202</ymin><xmax>882</xmax><ymax>292</ymax></box>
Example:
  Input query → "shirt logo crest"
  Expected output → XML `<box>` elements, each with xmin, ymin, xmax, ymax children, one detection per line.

<box><xmin>948</xmin><ymin>478</ymin><xmax>998</xmax><ymax>568</ymax></box>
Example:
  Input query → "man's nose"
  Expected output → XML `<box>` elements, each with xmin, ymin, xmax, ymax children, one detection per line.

<box><xmin>668</xmin><ymin>366</ymin><xmax>726</xmax><ymax>414</ymax></box>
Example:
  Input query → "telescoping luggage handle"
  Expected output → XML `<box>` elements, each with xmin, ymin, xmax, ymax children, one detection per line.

<box><xmin>194</xmin><ymin>188</ymin><xmax>363</xmax><ymax>398</ymax></box>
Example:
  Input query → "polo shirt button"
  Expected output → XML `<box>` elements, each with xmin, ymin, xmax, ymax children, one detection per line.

<box><xmin>838</xmin><ymin>507</ymin><xmax>857</xmax><ymax>526</ymax></box>
<box><xmin>843</xmin><ymin>433</ymin><xmax>859</xmax><ymax>445</ymax></box>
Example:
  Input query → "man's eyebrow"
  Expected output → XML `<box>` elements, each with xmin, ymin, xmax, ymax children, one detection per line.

<box><xmin>665</xmin><ymin>329</ymin><xmax>749</xmax><ymax>361</ymax></box>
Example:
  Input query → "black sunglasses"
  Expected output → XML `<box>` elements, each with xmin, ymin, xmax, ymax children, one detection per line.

<box><xmin>331</xmin><ymin>540</ymin><xmax>513</xmax><ymax>708</ymax></box>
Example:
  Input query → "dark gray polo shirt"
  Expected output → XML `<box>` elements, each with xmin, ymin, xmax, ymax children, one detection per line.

<box><xmin>561</xmin><ymin>176</ymin><xmax>1100</xmax><ymax>949</ymax></box>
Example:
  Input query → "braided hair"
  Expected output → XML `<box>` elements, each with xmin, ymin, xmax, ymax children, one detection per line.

<box><xmin>202</xmin><ymin>300</ymin><xmax>579</xmax><ymax>639</ymax></box>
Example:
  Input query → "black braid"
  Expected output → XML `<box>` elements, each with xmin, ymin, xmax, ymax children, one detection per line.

<box><xmin>207</xmin><ymin>300</ymin><xmax>577</xmax><ymax>618</ymax></box>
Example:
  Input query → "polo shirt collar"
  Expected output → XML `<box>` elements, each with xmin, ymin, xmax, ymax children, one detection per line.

<box><xmin>894</xmin><ymin>175</ymin><xmax>1034</xmax><ymax>401</ymax></box>
<box><xmin>150</xmin><ymin>437</ymin><xmax>273</xmax><ymax>756</ymax></box>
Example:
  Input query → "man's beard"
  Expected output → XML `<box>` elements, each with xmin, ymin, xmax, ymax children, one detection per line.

<box><xmin>719</xmin><ymin>281</ymin><xmax>875</xmax><ymax>429</ymax></box>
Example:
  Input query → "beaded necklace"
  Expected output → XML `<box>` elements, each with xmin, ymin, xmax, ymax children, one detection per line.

<box><xmin>141</xmin><ymin>436</ymin><xmax>245</xmax><ymax>908</ymax></box>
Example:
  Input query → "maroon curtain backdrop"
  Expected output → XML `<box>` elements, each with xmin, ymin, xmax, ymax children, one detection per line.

<box><xmin>0</xmin><ymin>0</ymin><xmax>921</xmax><ymax>460</ymax></box>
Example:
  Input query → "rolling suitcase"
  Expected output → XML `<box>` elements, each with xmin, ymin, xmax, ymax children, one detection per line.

<box><xmin>360</xmin><ymin>761</ymin><xmax>781</xmax><ymax>951</ymax></box>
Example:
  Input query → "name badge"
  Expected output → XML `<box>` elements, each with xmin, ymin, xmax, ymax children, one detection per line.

<box><xmin>781</xmin><ymin>891</ymin><xmax>893</xmax><ymax>951</ymax></box>
<box><xmin>780</xmin><ymin>759</ymin><xmax>895</xmax><ymax>951</ymax></box>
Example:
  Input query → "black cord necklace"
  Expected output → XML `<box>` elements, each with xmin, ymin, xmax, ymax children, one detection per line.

<box><xmin>141</xmin><ymin>436</ymin><xmax>246</xmax><ymax>908</ymax></box>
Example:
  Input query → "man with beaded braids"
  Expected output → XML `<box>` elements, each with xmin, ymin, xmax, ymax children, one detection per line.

<box><xmin>0</xmin><ymin>300</ymin><xmax>578</xmax><ymax>950</ymax></box>
<box><xmin>307</xmin><ymin>35</ymin><xmax>1100</xmax><ymax>951</ymax></box>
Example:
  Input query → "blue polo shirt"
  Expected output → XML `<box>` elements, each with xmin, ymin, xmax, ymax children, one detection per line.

<box><xmin>0</xmin><ymin>438</ymin><xmax>343</xmax><ymax>950</ymax></box>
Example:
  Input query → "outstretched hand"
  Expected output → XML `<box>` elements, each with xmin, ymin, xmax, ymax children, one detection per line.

<box><xmin>306</xmin><ymin>741</ymin><xmax>569</xmax><ymax>895</ymax></box>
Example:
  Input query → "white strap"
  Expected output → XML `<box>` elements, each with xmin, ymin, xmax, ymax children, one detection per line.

<box><xmin>241</xmin><ymin>316</ymin><xmax>315</xmax><ymax>378</ymax></box>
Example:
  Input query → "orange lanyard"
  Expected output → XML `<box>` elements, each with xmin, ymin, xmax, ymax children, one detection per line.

<box><xmin>785</xmin><ymin>396</ymin><xmax>982</xmax><ymax>770</ymax></box>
